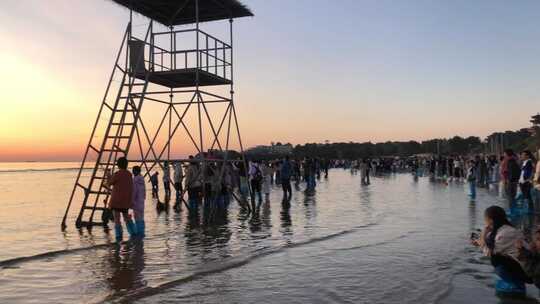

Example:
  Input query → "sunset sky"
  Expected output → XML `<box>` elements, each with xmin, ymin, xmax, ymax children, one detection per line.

<box><xmin>1</xmin><ymin>0</ymin><xmax>539</xmax><ymax>161</ymax></box>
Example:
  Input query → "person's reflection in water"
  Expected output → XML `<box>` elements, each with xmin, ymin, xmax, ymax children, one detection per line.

<box><xmin>303</xmin><ymin>190</ymin><xmax>317</xmax><ymax>224</ymax></box>
<box><xmin>294</xmin><ymin>179</ymin><xmax>301</xmax><ymax>192</ymax></box>
<box><xmin>249</xmin><ymin>208</ymin><xmax>262</xmax><ymax>233</ymax></box>
<box><xmin>184</xmin><ymin>210</ymin><xmax>202</xmax><ymax>254</ymax></box>
<box><xmin>280</xmin><ymin>200</ymin><xmax>293</xmax><ymax>242</ymax></box>
<box><xmin>215</xmin><ymin>205</ymin><xmax>230</xmax><ymax>226</ymax></box>
<box><xmin>468</xmin><ymin>200</ymin><xmax>478</xmax><ymax>236</ymax></box>
<box><xmin>357</xmin><ymin>183</ymin><xmax>374</xmax><ymax>218</ymax></box>
<box><xmin>104</xmin><ymin>240</ymin><xmax>146</xmax><ymax>295</ymax></box>
<box><xmin>261</xmin><ymin>198</ymin><xmax>272</xmax><ymax>231</ymax></box>
<box><xmin>155</xmin><ymin>194</ymin><xmax>170</xmax><ymax>215</ymax></box>
<box><xmin>237</xmin><ymin>204</ymin><xmax>250</xmax><ymax>226</ymax></box>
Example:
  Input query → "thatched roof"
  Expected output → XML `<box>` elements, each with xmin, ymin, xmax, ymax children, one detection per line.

<box><xmin>111</xmin><ymin>0</ymin><xmax>253</xmax><ymax>26</ymax></box>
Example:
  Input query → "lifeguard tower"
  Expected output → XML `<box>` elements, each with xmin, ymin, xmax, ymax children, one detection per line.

<box><xmin>62</xmin><ymin>0</ymin><xmax>253</xmax><ymax>229</ymax></box>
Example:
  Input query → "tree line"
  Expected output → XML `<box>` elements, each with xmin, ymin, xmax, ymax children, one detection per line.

<box><xmin>245</xmin><ymin>114</ymin><xmax>540</xmax><ymax>160</ymax></box>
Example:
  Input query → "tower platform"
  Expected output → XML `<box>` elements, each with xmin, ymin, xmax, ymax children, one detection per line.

<box><xmin>132</xmin><ymin>68</ymin><xmax>231</xmax><ymax>88</ymax></box>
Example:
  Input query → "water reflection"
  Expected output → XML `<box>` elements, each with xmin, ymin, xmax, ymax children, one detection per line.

<box><xmin>280</xmin><ymin>201</ymin><xmax>293</xmax><ymax>241</ymax></box>
<box><xmin>261</xmin><ymin>201</ymin><xmax>272</xmax><ymax>230</ymax></box>
<box><xmin>104</xmin><ymin>241</ymin><xmax>146</xmax><ymax>294</ymax></box>
<box><xmin>303</xmin><ymin>191</ymin><xmax>317</xmax><ymax>226</ymax></box>
<box><xmin>468</xmin><ymin>200</ymin><xmax>477</xmax><ymax>233</ymax></box>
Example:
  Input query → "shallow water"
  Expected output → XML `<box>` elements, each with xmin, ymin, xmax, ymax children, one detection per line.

<box><xmin>0</xmin><ymin>163</ymin><xmax>539</xmax><ymax>303</ymax></box>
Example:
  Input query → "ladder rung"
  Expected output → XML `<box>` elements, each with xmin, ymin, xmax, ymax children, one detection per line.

<box><xmin>89</xmin><ymin>145</ymin><xmax>100</xmax><ymax>153</ymax></box>
<box><xmin>88</xmin><ymin>190</ymin><xmax>110</xmax><ymax>195</ymax></box>
<box><xmin>106</xmin><ymin>135</ymin><xmax>131</xmax><ymax>139</ymax></box>
<box><xmin>124</xmin><ymin>83</ymin><xmax>145</xmax><ymax>86</ymax></box>
<box><xmin>112</xmin><ymin>123</ymin><xmax>135</xmax><ymax>126</ymax></box>
<box><xmin>83</xmin><ymin>206</ymin><xmax>108</xmax><ymax>211</ymax></box>
<box><xmin>103</xmin><ymin>102</ymin><xmax>114</xmax><ymax>111</ymax></box>
<box><xmin>113</xmin><ymin>108</ymin><xmax>136</xmax><ymax>112</ymax></box>
<box><xmin>102</xmin><ymin>148</ymin><xmax>125</xmax><ymax>152</ymax></box>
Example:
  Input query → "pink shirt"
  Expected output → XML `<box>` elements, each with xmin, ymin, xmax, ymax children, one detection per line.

<box><xmin>132</xmin><ymin>175</ymin><xmax>146</xmax><ymax>212</ymax></box>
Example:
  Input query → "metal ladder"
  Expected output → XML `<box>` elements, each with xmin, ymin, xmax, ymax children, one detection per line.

<box><xmin>61</xmin><ymin>22</ymin><xmax>153</xmax><ymax>229</ymax></box>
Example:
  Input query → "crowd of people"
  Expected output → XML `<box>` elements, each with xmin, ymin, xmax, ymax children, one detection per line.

<box><xmin>464</xmin><ymin>149</ymin><xmax>540</xmax><ymax>295</ymax></box>
<box><xmin>102</xmin><ymin>154</ymin><xmax>336</xmax><ymax>242</ymax></box>
<box><xmin>404</xmin><ymin>149</ymin><xmax>539</xmax><ymax>215</ymax></box>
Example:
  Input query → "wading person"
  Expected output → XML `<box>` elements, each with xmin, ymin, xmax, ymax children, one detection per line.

<box><xmin>106</xmin><ymin>157</ymin><xmax>136</xmax><ymax>242</ymax></box>
<box><xmin>163</xmin><ymin>161</ymin><xmax>171</xmax><ymax>198</ymax></box>
<box><xmin>360</xmin><ymin>159</ymin><xmax>368</xmax><ymax>185</ymax></box>
<box><xmin>281</xmin><ymin>156</ymin><xmax>293</xmax><ymax>201</ymax></box>
<box><xmin>173</xmin><ymin>162</ymin><xmax>184</xmax><ymax>201</ymax></box>
<box><xmin>173</xmin><ymin>162</ymin><xmax>184</xmax><ymax>207</ymax></box>
<box><xmin>467</xmin><ymin>159</ymin><xmax>477</xmax><ymax>200</ymax></box>
<box><xmin>471</xmin><ymin>205</ymin><xmax>531</xmax><ymax>294</ymax></box>
<box><xmin>150</xmin><ymin>171</ymin><xmax>159</xmax><ymax>199</ymax></box>
<box><xmin>294</xmin><ymin>159</ymin><xmax>301</xmax><ymax>186</ymax></box>
<box><xmin>275</xmin><ymin>161</ymin><xmax>282</xmax><ymax>185</ymax></box>
<box><xmin>132</xmin><ymin>165</ymin><xmax>146</xmax><ymax>237</ymax></box>
<box><xmin>322</xmin><ymin>158</ymin><xmax>329</xmax><ymax>178</ymax></box>
<box><xmin>519</xmin><ymin>150</ymin><xmax>535</xmax><ymax>212</ymax></box>
<box><xmin>501</xmin><ymin>149</ymin><xmax>521</xmax><ymax>215</ymax></box>
<box><xmin>185</xmin><ymin>157</ymin><xmax>202</xmax><ymax>213</ymax></box>
<box><xmin>238</xmin><ymin>162</ymin><xmax>249</xmax><ymax>201</ymax></box>
<box><xmin>365</xmin><ymin>159</ymin><xmax>371</xmax><ymax>184</ymax></box>
<box><xmin>249</xmin><ymin>161</ymin><xmax>263</xmax><ymax>207</ymax></box>
<box><xmin>261</xmin><ymin>161</ymin><xmax>273</xmax><ymax>201</ymax></box>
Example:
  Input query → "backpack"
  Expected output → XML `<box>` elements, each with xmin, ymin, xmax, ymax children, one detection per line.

<box><xmin>253</xmin><ymin>166</ymin><xmax>263</xmax><ymax>183</ymax></box>
<box><xmin>507</xmin><ymin>158</ymin><xmax>521</xmax><ymax>183</ymax></box>
<box><xmin>467</xmin><ymin>167</ymin><xmax>476</xmax><ymax>182</ymax></box>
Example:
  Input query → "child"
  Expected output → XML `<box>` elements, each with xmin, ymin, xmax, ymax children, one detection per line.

<box><xmin>106</xmin><ymin>157</ymin><xmax>136</xmax><ymax>242</ymax></box>
<box><xmin>516</xmin><ymin>229</ymin><xmax>540</xmax><ymax>288</ymax></box>
<box><xmin>132</xmin><ymin>166</ymin><xmax>146</xmax><ymax>237</ymax></box>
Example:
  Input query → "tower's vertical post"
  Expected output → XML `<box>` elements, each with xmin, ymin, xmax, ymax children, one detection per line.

<box><xmin>127</xmin><ymin>8</ymin><xmax>132</xmax><ymax>72</ymax></box>
<box><xmin>170</xmin><ymin>26</ymin><xmax>174</xmax><ymax>70</ymax></box>
<box><xmin>168</xmin><ymin>26</ymin><xmax>173</xmax><ymax>164</ymax></box>
<box><xmin>168</xmin><ymin>91</ymin><xmax>173</xmax><ymax>162</ymax></box>
<box><xmin>229</xmin><ymin>17</ymin><xmax>251</xmax><ymax>208</ymax></box>
<box><xmin>229</xmin><ymin>19</ymin><xmax>233</xmax><ymax>86</ymax></box>
<box><xmin>194</xmin><ymin>0</ymin><xmax>205</xmax><ymax>191</ymax></box>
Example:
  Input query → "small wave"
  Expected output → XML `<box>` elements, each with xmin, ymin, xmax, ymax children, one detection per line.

<box><xmin>331</xmin><ymin>230</ymin><xmax>417</xmax><ymax>252</ymax></box>
<box><xmin>0</xmin><ymin>243</ymin><xmax>115</xmax><ymax>268</ymax></box>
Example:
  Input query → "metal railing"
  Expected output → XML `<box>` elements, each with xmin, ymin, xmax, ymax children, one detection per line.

<box><xmin>131</xmin><ymin>28</ymin><xmax>232</xmax><ymax>80</ymax></box>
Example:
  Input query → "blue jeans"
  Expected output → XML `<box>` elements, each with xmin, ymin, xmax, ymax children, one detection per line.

<box><xmin>469</xmin><ymin>181</ymin><xmax>476</xmax><ymax>199</ymax></box>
